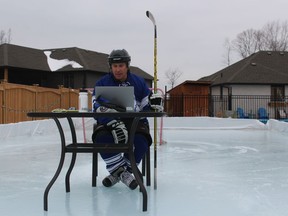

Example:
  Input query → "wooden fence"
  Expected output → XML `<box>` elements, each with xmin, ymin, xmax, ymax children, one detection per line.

<box><xmin>0</xmin><ymin>82</ymin><xmax>92</xmax><ymax>124</ymax></box>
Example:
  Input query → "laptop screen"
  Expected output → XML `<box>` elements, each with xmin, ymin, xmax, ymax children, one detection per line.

<box><xmin>94</xmin><ymin>86</ymin><xmax>135</xmax><ymax>111</ymax></box>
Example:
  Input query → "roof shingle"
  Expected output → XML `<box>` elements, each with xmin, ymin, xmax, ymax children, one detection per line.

<box><xmin>0</xmin><ymin>43</ymin><xmax>153</xmax><ymax>80</ymax></box>
<box><xmin>199</xmin><ymin>51</ymin><xmax>288</xmax><ymax>85</ymax></box>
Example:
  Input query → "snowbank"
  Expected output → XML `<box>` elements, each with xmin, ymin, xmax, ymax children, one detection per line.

<box><xmin>1</xmin><ymin>117</ymin><xmax>288</xmax><ymax>140</ymax></box>
<box><xmin>161</xmin><ymin>117</ymin><xmax>267</xmax><ymax>130</ymax></box>
<box><xmin>0</xmin><ymin>118</ymin><xmax>95</xmax><ymax>140</ymax></box>
<box><xmin>266</xmin><ymin>119</ymin><xmax>288</xmax><ymax>133</ymax></box>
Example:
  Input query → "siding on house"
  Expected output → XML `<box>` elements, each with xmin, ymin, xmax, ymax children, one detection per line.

<box><xmin>211</xmin><ymin>85</ymin><xmax>272</xmax><ymax>95</ymax></box>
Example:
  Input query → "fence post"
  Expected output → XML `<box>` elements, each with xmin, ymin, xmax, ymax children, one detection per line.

<box><xmin>2</xmin><ymin>80</ymin><xmax>7</xmax><ymax>123</ymax></box>
<box><xmin>33</xmin><ymin>84</ymin><xmax>39</xmax><ymax>119</ymax></box>
<box><xmin>0</xmin><ymin>81</ymin><xmax>4</xmax><ymax>124</ymax></box>
<box><xmin>58</xmin><ymin>85</ymin><xmax>63</xmax><ymax>109</ymax></box>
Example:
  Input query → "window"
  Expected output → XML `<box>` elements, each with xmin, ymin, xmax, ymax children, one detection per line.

<box><xmin>271</xmin><ymin>85</ymin><xmax>285</xmax><ymax>101</ymax></box>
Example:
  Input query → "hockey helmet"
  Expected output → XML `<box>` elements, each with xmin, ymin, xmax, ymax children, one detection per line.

<box><xmin>108</xmin><ymin>49</ymin><xmax>131</xmax><ymax>67</ymax></box>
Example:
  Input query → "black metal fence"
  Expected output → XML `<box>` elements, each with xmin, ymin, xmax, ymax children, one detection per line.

<box><xmin>165</xmin><ymin>95</ymin><xmax>288</xmax><ymax>121</ymax></box>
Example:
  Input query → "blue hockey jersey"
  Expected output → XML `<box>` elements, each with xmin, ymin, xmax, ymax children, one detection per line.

<box><xmin>92</xmin><ymin>71</ymin><xmax>152</xmax><ymax>124</ymax></box>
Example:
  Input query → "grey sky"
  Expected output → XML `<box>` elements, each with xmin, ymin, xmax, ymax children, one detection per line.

<box><xmin>1</xmin><ymin>0</ymin><xmax>288</xmax><ymax>90</ymax></box>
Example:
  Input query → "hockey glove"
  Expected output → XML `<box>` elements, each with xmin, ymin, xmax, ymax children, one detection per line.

<box><xmin>149</xmin><ymin>92</ymin><xmax>164</xmax><ymax>112</ymax></box>
<box><xmin>106</xmin><ymin>120</ymin><xmax>128</xmax><ymax>144</ymax></box>
<box><xmin>96</xmin><ymin>95</ymin><xmax>126</xmax><ymax>112</ymax></box>
<box><xmin>96</xmin><ymin>106</ymin><xmax>118</xmax><ymax>113</ymax></box>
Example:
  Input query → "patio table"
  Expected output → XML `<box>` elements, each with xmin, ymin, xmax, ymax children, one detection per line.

<box><xmin>27</xmin><ymin>111</ymin><xmax>164</xmax><ymax>212</ymax></box>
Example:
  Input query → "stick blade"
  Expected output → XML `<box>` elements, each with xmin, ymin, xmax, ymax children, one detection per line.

<box><xmin>146</xmin><ymin>10</ymin><xmax>156</xmax><ymax>25</ymax></box>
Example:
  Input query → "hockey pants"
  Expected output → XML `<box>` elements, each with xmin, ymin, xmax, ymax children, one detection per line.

<box><xmin>93</xmin><ymin>132</ymin><xmax>149</xmax><ymax>174</ymax></box>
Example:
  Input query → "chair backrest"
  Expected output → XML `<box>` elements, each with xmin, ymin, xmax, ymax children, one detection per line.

<box><xmin>258</xmin><ymin>107</ymin><xmax>268</xmax><ymax>119</ymax></box>
<box><xmin>237</xmin><ymin>108</ymin><xmax>245</xmax><ymax>118</ymax></box>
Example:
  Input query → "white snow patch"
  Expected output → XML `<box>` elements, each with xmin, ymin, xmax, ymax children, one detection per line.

<box><xmin>44</xmin><ymin>51</ymin><xmax>83</xmax><ymax>71</ymax></box>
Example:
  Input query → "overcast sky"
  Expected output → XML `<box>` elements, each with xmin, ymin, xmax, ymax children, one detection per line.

<box><xmin>1</xmin><ymin>0</ymin><xmax>288</xmax><ymax>90</ymax></box>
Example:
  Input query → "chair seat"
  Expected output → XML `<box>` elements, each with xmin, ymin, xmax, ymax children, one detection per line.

<box><xmin>65</xmin><ymin>143</ymin><xmax>130</xmax><ymax>153</ymax></box>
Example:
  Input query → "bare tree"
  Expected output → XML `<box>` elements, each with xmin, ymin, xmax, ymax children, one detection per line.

<box><xmin>0</xmin><ymin>28</ymin><xmax>12</xmax><ymax>44</ymax></box>
<box><xmin>0</xmin><ymin>30</ymin><xmax>5</xmax><ymax>44</ymax></box>
<box><xmin>165</xmin><ymin>68</ymin><xmax>183</xmax><ymax>89</ymax></box>
<box><xmin>262</xmin><ymin>20</ymin><xmax>288</xmax><ymax>51</ymax></box>
<box><xmin>227</xmin><ymin>20</ymin><xmax>288</xmax><ymax>59</ymax></box>
<box><xmin>232</xmin><ymin>28</ymin><xmax>264</xmax><ymax>58</ymax></box>
<box><xmin>222</xmin><ymin>38</ymin><xmax>233</xmax><ymax>66</ymax></box>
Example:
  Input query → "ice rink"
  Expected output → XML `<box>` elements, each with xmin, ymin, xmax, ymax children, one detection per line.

<box><xmin>1</xmin><ymin>117</ymin><xmax>288</xmax><ymax>216</ymax></box>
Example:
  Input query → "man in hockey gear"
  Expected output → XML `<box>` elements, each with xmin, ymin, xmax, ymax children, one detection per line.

<box><xmin>92</xmin><ymin>49</ymin><xmax>154</xmax><ymax>190</ymax></box>
<box><xmin>149</xmin><ymin>92</ymin><xmax>164</xmax><ymax>112</ymax></box>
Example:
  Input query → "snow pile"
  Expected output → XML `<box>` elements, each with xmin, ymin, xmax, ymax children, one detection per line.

<box><xmin>161</xmin><ymin>117</ymin><xmax>267</xmax><ymax>130</ymax></box>
<box><xmin>44</xmin><ymin>51</ymin><xmax>83</xmax><ymax>71</ymax></box>
<box><xmin>266</xmin><ymin>119</ymin><xmax>288</xmax><ymax>133</ymax></box>
<box><xmin>1</xmin><ymin>117</ymin><xmax>288</xmax><ymax>141</ymax></box>
<box><xmin>0</xmin><ymin>116</ymin><xmax>283</xmax><ymax>141</ymax></box>
<box><xmin>0</xmin><ymin>118</ymin><xmax>95</xmax><ymax>140</ymax></box>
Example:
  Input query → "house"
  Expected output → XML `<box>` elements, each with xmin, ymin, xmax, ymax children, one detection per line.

<box><xmin>0</xmin><ymin>43</ymin><xmax>153</xmax><ymax>89</ymax></box>
<box><xmin>198</xmin><ymin>51</ymin><xmax>288</xmax><ymax>118</ymax></box>
<box><xmin>167</xmin><ymin>51</ymin><xmax>288</xmax><ymax>118</ymax></box>
<box><xmin>199</xmin><ymin>51</ymin><xmax>288</xmax><ymax>95</ymax></box>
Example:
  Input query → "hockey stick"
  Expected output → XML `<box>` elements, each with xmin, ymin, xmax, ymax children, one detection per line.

<box><xmin>146</xmin><ymin>10</ymin><xmax>158</xmax><ymax>189</ymax></box>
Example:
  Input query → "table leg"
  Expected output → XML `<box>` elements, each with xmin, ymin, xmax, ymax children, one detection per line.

<box><xmin>146</xmin><ymin>149</ymin><xmax>151</xmax><ymax>186</ymax></box>
<box><xmin>44</xmin><ymin>152</ymin><xmax>66</xmax><ymax>211</ymax></box>
<box><xmin>65</xmin><ymin>152</ymin><xmax>77</xmax><ymax>192</ymax></box>
<box><xmin>44</xmin><ymin>118</ymin><xmax>67</xmax><ymax>211</ymax></box>
<box><xmin>142</xmin><ymin>154</ymin><xmax>146</xmax><ymax>176</ymax></box>
<box><xmin>92</xmin><ymin>153</ymin><xmax>98</xmax><ymax>187</ymax></box>
<box><xmin>130</xmin><ymin>151</ymin><xmax>147</xmax><ymax>211</ymax></box>
<box><xmin>128</xmin><ymin>117</ymin><xmax>147</xmax><ymax>211</ymax></box>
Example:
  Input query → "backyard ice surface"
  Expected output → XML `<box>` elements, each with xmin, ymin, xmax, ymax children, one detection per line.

<box><xmin>1</xmin><ymin>117</ymin><xmax>288</xmax><ymax>216</ymax></box>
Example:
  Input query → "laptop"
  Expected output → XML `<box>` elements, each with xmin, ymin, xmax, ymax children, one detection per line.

<box><xmin>94</xmin><ymin>86</ymin><xmax>135</xmax><ymax>111</ymax></box>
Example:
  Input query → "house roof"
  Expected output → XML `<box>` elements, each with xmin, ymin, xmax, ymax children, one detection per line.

<box><xmin>198</xmin><ymin>51</ymin><xmax>288</xmax><ymax>86</ymax></box>
<box><xmin>167</xmin><ymin>80</ymin><xmax>211</xmax><ymax>94</ymax></box>
<box><xmin>0</xmin><ymin>43</ymin><xmax>50</xmax><ymax>71</ymax></box>
<box><xmin>179</xmin><ymin>80</ymin><xmax>212</xmax><ymax>86</ymax></box>
<box><xmin>0</xmin><ymin>43</ymin><xmax>153</xmax><ymax>80</ymax></box>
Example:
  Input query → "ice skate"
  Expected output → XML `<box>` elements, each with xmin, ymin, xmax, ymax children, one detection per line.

<box><xmin>120</xmin><ymin>170</ymin><xmax>138</xmax><ymax>190</ymax></box>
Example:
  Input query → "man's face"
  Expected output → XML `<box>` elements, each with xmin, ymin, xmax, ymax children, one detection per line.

<box><xmin>111</xmin><ymin>63</ymin><xmax>128</xmax><ymax>82</ymax></box>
